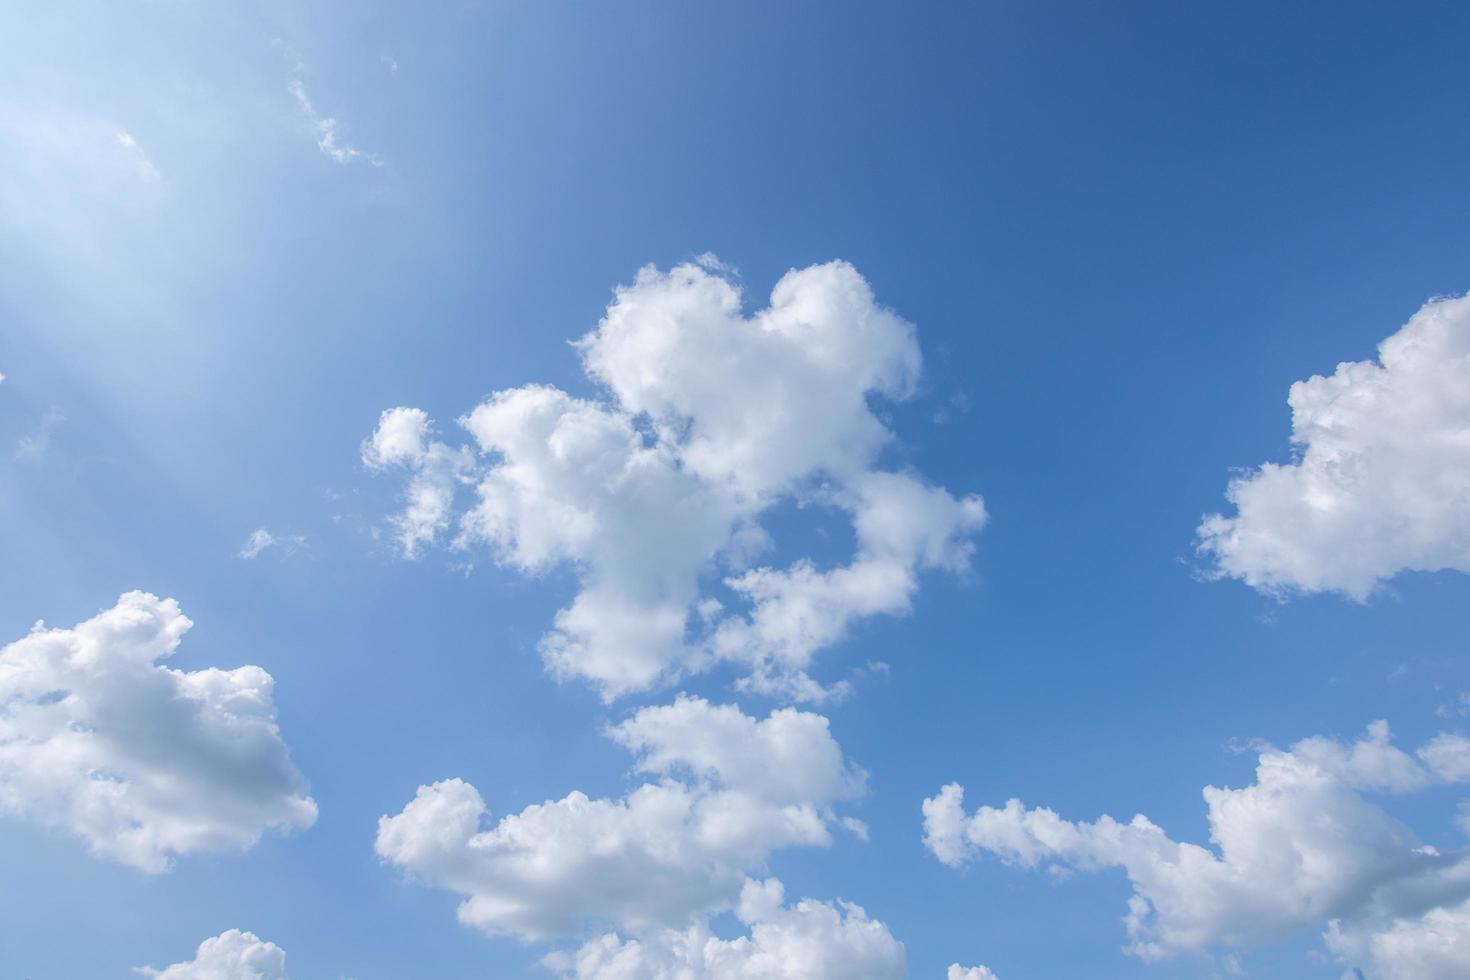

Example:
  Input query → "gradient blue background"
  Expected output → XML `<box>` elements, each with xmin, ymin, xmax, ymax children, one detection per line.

<box><xmin>3</xmin><ymin>2</ymin><xmax>1469</xmax><ymax>976</ymax></box>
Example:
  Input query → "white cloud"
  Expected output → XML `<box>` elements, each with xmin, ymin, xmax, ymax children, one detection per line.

<box><xmin>543</xmin><ymin>877</ymin><xmax>906</xmax><ymax>980</ymax></box>
<box><xmin>924</xmin><ymin>721</ymin><xmax>1470</xmax><ymax>971</ymax></box>
<box><xmin>0</xmin><ymin>592</ymin><xmax>317</xmax><ymax>872</ymax></box>
<box><xmin>1198</xmin><ymin>291</ymin><xmax>1470</xmax><ymax>599</ymax></box>
<box><xmin>239</xmin><ymin>529</ymin><xmax>277</xmax><ymax>560</ymax></box>
<box><xmin>362</xmin><ymin>406</ymin><xmax>476</xmax><ymax>558</ymax></box>
<box><xmin>947</xmin><ymin>966</ymin><xmax>999</xmax><ymax>980</ymax></box>
<box><xmin>712</xmin><ymin>471</ymin><xmax>986</xmax><ymax>700</ymax></box>
<box><xmin>288</xmin><ymin>80</ymin><xmax>381</xmax><ymax>167</ymax></box>
<box><xmin>376</xmin><ymin>696</ymin><xmax>865</xmax><ymax>943</ymax></box>
<box><xmin>365</xmin><ymin>260</ymin><xmax>985</xmax><ymax>699</ymax></box>
<box><xmin>237</xmin><ymin>528</ymin><xmax>307</xmax><ymax>560</ymax></box>
<box><xmin>362</xmin><ymin>406</ymin><xmax>430</xmax><ymax>468</ymax></box>
<box><xmin>1325</xmin><ymin>898</ymin><xmax>1470</xmax><ymax>980</ymax></box>
<box><xmin>1419</xmin><ymin>733</ymin><xmax>1470</xmax><ymax>783</ymax></box>
<box><xmin>135</xmin><ymin>929</ymin><xmax>288</xmax><ymax>980</ymax></box>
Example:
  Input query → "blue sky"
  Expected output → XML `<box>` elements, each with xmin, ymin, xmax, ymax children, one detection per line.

<box><xmin>3</xmin><ymin>2</ymin><xmax>1470</xmax><ymax>978</ymax></box>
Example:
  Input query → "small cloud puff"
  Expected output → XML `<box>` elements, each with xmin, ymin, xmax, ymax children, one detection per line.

<box><xmin>135</xmin><ymin>929</ymin><xmax>287</xmax><ymax>979</ymax></box>
<box><xmin>238</xmin><ymin>528</ymin><xmax>308</xmax><ymax>560</ymax></box>
<box><xmin>948</xmin><ymin>966</ymin><xmax>1000</xmax><ymax>980</ymax></box>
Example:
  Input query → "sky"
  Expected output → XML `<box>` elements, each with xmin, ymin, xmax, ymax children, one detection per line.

<box><xmin>2</xmin><ymin>2</ymin><xmax>1470</xmax><ymax>978</ymax></box>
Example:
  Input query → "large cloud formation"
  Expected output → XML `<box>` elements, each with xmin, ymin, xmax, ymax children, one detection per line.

<box><xmin>376</xmin><ymin>696</ymin><xmax>872</xmax><ymax>950</ymax></box>
<box><xmin>924</xmin><ymin>722</ymin><xmax>1470</xmax><ymax>977</ymax></box>
<box><xmin>365</xmin><ymin>258</ymin><xmax>985</xmax><ymax>700</ymax></box>
<box><xmin>1198</xmin><ymin>291</ymin><xmax>1470</xmax><ymax>599</ymax></box>
<box><xmin>542</xmin><ymin>877</ymin><xmax>906</xmax><ymax>980</ymax></box>
<box><xmin>0</xmin><ymin>592</ymin><xmax>317</xmax><ymax>872</ymax></box>
<box><xmin>135</xmin><ymin>929</ymin><xmax>288</xmax><ymax>980</ymax></box>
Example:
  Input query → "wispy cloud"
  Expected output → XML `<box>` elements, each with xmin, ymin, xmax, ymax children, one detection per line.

<box><xmin>113</xmin><ymin>131</ymin><xmax>160</xmax><ymax>183</ymax></box>
<box><xmin>287</xmin><ymin>80</ymin><xmax>381</xmax><ymax>167</ymax></box>
<box><xmin>0</xmin><ymin>107</ymin><xmax>163</xmax><ymax>221</ymax></box>
<box><xmin>15</xmin><ymin>408</ymin><xmax>63</xmax><ymax>461</ymax></box>
<box><xmin>238</xmin><ymin>527</ymin><xmax>308</xmax><ymax>560</ymax></box>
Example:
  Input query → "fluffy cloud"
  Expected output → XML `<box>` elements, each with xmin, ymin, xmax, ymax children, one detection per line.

<box><xmin>376</xmin><ymin>696</ymin><xmax>865</xmax><ymax>943</ymax></box>
<box><xmin>0</xmin><ymin>592</ymin><xmax>317</xmax><ymax>872</ymax></box>
<box><xmin>1326</xmin><ymin>898</ymin><xmax>1470</xmax><ymax>980</ymax></box>
<box><xmin>135</xmin><ymin>929</ymin><xmax>288</xmax><ymax>980</ymax></box>
<box><xmin>543</xmin><ymin>877</ymin><xmax>905</xmax><ymax>980</ymax></box>
<box><xmin>947</xmin><ymin>966</ymin><xmax>999</xmax><ymax>980</ymax></box>
<box><xmin>366</xmin><ymin>259</ymin><xmax>985</xmax><ymax>699</ymax></box>
<box><xmin>924</xmin><ymin>721</ymin><xmax>1470</xmax><ymax>973</ymax></box>
<box><xmin>1198</xmin><ymin>291</ymin><xmax>1470</xmax><ymax>599</ymax></box>
<box><xmin>362</xmin><ymin>406</ymin><xmax>475</xmax><ymax>558</ymax></box>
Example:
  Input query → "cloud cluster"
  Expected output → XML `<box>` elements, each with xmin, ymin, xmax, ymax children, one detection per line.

<box><xmin>135</xmin><ymin>929</ymin><xmax>288</xmax><ymax>980</ymax></box>
<box><xmin>924</xmin><ymin>722</ymin><xmax>1470</xmax><ymax>975</ymax></box>
<box><xmin>0</xmin><ymin>592</ymin><xmax>317</xmax><ymax>872</ymax></box>
<box><xmin>543</xmin><ymin>877</ymin><xmax>905</xmax><ymax>980</ymax></box>
<box><xmin>376</xmin><ymin>696</ymin><xmax>866</xmax><ymax>943</ymax></box>
<box><xmin>1198</xmin><ymin>291</ymin><xmax>1470</xmax><ymax>599</ymax></box>
<box><xmin>366</xmin><ymin>259</ymin><xmax>985</xmax><ymax>699</ymax></box>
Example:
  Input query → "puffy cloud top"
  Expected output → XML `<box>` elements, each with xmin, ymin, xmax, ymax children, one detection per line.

<box><xmin>577</xmin><ymin>260</ymin><xmax>921</xmax><ymax>496</ymax></box>
<box><xmin>947</xmin><ymin>966</ymin><xmax>999</xmax><ymax>980</ymax></box>
<box><xmin>375</xmin><ymin>696</ymin><xmax>866</xmax><ymax>943</ymax></box>
<box><xmin>366</xmin><ymin>259</ymin><xmax>984</xmax><ymax>700</ymax></box>
<box><xmin>1198</xmin><ymin>291</ymin><xmax>1470</xmax><ymax>599</ymax></box>
<box><xmin>544</xmin><ymin>877</ymin><xmax>906</xmax><ymax>980</ymax></box>
<box><xmin>0</xmin><ymin>592</ymin><xmax>316</xmax><ymax>872</ymax></box>
<box><xmin>135</xmin><ymin>929</ymin><xmax>288</xmax><ymax>980</ymax></box>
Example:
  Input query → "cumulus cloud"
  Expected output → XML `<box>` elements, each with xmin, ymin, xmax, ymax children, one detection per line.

<box><xmin>135</xmin><ymin>929</ymin><xmax>287</xmax><ymax>980</ymax></box>
<box><xmin>1420</xmin><ymin>733</ymin><xmax>1470</xmax><ymax>785</ymax></box>
<box><xmin>237</xmin><ymin>528</ymin><xmax>307</xmax><ymax>560</ymax></box>
<box><xmin>135</xmin><ymin>929</ymin><xmax>288</xmax><ymax>980</ymax></box>
<box><xmin>947</xmin><ymin>966</ymin><xmax>999</xmax><ymax>980</ymax></box>
<box><xmin>362</xmin><ymin>406</ymin><xmax>475</xmax><ymax>558</ymax></box>
<box><xmin>924</xmin><ymin>721</ymin><xmax>1470</xmax><ymax>974</ymax></box>
<box><xmin>0</xmin><ymin>592</ymin><xmax>317</xmax><ymax>872</ymax></box>
<box><xmin>542</xmin><ymin>877</ymin><xmax>905</xmax><ymax>980</ymax></box>
<box><xmin>1197</xmin><ymin>291</ymin><xmax>1470</xmax><ymax>599</ymax></box>
<box><xmin>365</xmin><ymin>259</ymin><xmax>985</xmax><ymax>699</ymax></box>
<box><xmin>1325</xmin><ymin>898</ymin><xmax>1470</xmax><ymax>980</ymax></box>
<box><xmin>376</xmin><ymin>696</ymin><xmax>866</xmax><ymax>943</ymax></box>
